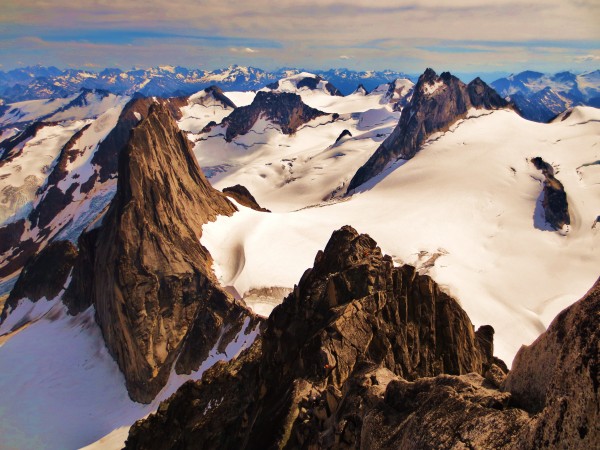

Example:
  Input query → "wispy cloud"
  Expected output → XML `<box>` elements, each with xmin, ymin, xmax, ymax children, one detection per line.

<box><xmin>0</xmin><ymin>0</ymin><xmax>598</xmax><ymax>72</ymax></box>
<box><xmin>575</xmin><ymin>54</ymin><xmax>600</xmax><ymax>63</ymax></box>
<box><xmin>229</xmin><ymin>47</ymin><xmax>258</xmax><ymax>54</ymax></box>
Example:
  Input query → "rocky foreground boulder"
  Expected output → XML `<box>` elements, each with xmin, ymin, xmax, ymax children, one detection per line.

<box><xmin>347</xmin><ymin>69</ymin><xmax>511</xmax><ymax>192</ymax></box>
<box><xmin>126</xmin><ymin>226</ymin><xmax>504</xmax><ymax>448</ymax></box>
<box><xmin>63</xmin><ymin>103</ymin><xmax>259</xmax><ymax>402</ymax></box>
<box><xmin>126</xmin><ymin>226</ymin><xmax>598</xmax><ymax>449</ymax></box>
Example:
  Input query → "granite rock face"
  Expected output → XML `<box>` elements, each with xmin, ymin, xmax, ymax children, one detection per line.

<box><xmin>221</xmin><ymin>91</ymin><xmax>326</xmax><ymax>142</ymax></box>
<box><xmin>126</xmin><ymin>225</ymin><xmax>497</xmax><ymax>448</ymax></box>
<box><xmin>126</xmin><ymin>227</ymin><xmax>599</xmax><ymax>449</ymax></box>
<box><xmin>65</xmin><ymin>103</ymin><xmax>258</xmax><ymax>403</ymax></box>
<box><xmin>347</xmin><ymin>69</ymin><xmax>511</xmax><ymax>192</ymax></box>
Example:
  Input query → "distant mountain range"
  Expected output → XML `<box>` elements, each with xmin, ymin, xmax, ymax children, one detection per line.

<box><xmin>0</xmin><ymin>65</ymin><xmax>411</xmax><ymax>102</ymax></box>
<box><xmin>0</xmin><ymin>66</ymin><xmax>598</xmax><ymax>124</ymax></box>
<box><xmin>491</xmin><ymin>70</ymin><xmax>600</xmax><ymax>122</ymax></box>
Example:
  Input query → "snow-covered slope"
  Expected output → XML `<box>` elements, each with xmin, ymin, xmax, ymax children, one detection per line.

<box><xmin>265</xmin><ymin>72</ymin><xmax>342</xmax><ymax>97</ymax></box>
<box><xmin>0</xmin><ymin>89</ymin><xmax>124</xmax><ymax>127</ymax></box>
<box><xmin>0</xmin><ymin>295</ymin><xmax>257</xmax><ymax>450</ymax></box>
<box><xmin>191</xmin><ymin>83</ymin><xmax>401</xmax><ymax>211</ymax></box>
<box><xmin>201</xmin><ymin>106</ymin><xmax>600</xmax><ymax>367</ymax></box>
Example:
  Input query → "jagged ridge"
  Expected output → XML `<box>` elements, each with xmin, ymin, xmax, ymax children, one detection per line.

<box><xmin>126</xmin><ymin>225</ymin><xmax>497</xmax><ymax>448</ymax></box>
<box><xmin>221</xmin><ymin>91</ymin><xmax>327</xmax><ymax>142</ymax></box>
<box><xmin>347</xmin><ymin>69</ymin><xmax>510</xmax><ymax>192</ymax></box>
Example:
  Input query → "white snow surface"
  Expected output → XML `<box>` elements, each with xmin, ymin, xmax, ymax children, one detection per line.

<box><xmin>193</xmin><ymin>88</ymin><xmax>401</xmax><ymax>211</ymax></box>
<box><xmin>201</xmin><ymin>106</ymin><xmax>600</xmax><ymax>368</ymax></box>
<box><xmin>0</xmin><ymin>121</ymin><xmax>88</xmax><ymax>224</ymax></box>
<box><xmin>0</xmin><ymin>295</ymin><xmax>259</xmax><ymax>450</ymax></box>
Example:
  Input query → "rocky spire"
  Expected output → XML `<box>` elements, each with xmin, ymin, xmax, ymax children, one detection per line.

<box><xmin>347</xmin><ymin>69</ymin><xmax>511</xmax><ymax>192</ymax></box>
<box><xmin>126</xmin><ymin>229</ymin><xmax>599</xmax><ymax>449</ymax></box>
<box><xmin>65</xmin><ymin>103</ymin><xmax>258</xmax><ymax>402</ymax></box>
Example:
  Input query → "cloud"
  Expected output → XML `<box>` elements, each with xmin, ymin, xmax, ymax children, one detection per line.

<box><xmin>575</xmin><ymin>54</ymin><xmax>600</xmax><ymax>62</ymax></box>
<box><xmin>229</xmin><ymin>47</ymin><xmax>258</xmax><ymax>54</ymax></box>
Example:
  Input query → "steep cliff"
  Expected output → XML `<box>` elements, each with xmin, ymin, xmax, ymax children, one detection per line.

<box><xmin>65</xmin><ymin>103</ymin><xmax>258</xmax><ymax>403</ymax></box>
<box><xmin>505</xmin><ymin>278</ymin><xmax>599</xmax><ymax>447</ymax></box>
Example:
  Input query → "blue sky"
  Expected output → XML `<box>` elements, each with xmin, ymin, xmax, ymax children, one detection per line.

<box><xmin>0</xmin><ymin>0</ymin><xmax>598</xmax><ymax>73</ymax></box>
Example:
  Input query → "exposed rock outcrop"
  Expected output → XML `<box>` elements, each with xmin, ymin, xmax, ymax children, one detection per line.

<box><xmin>347</xmin><ymin>69</ymin><xmax>510</xmax><ymax>192</ymax></box>
<box><xmin>296</xmin><ymin>76</ymin><xmax>343</xmax><ymax>96</ymax></box>
<box><xmin>0</xmin><ymin>219</ymin><xmax>38</xmax><ymax>279</ymax></box>
<box><xmin>126</xmin><ymin>227</ymin><xmax>599</xmax><ymax>449</ymax></box>
<box><xmin>221</xmin><ymin>91</ymin><xmax>326</xmax><ymax>142</ymax></box>
<box><xmin>0</xmin><ymin>240</ymin><xmax>77</xmax><ymax>321</ymax></box>
<box><xmin>195</xmin><ymin>85</ymin><xmax>237</xmax><ymax>109</ymax></box>
<box><xmin>532</xmin><ymin>156</ymin><xmax>570</xmax><ymax>230</ymax></box>
<box><xmin>65</xmin><ymin>103</ymin><xmax>259</xmax><ymax>402</ymax></box>
<box><xmin>126</xmin><ymin>225</ymin><xmax>497</xmax><ymax>448</ymax></box>
<box><xmin>352</xmin><ymin>84</ymin><xmax>368</xmax><ymax>95</ymax></box>
<box><xmin>223</xmin><ymin>185</ymin><xmax>270</xmax><ymax>212</ymax></box>
<box><xmin>334</xmin><ymin>129</ymin><xmax>352</xmax><ymax>144</ymax></box>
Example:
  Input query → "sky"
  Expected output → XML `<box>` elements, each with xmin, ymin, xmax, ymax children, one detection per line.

<box><xmin>0</xmin><ymin>0</ymin><xmax>599</xmax><ymax>74</ymax></box>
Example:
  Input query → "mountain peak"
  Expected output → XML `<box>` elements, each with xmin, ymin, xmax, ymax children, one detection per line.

<box><xmin>64</xmin><ymin>102</ymin><xmax>256</xmax><ymax>402</ymax></box>
<box><xmin>221</xmin><ymin>91</ymin><xmax>327</xmax><ymax>141</ymax></box>
<box><xmin>348</xmin><ymin>69</ymin><xmax>509</xmax><ymax>191</ymax></box>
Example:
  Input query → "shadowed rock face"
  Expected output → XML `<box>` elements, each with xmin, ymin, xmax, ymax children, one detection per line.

<box><xmin>125</xmin><ymin>225</ymin><xmax>497</xmax><ymax>448</ymax></box>
<box><xmin>532</xmin><ymin>156</ymin><xmax>570</xmax><ymax>230</ymax></box>
<box><xmin>200</xmin><ymin>86</ymin><xmax>237</xmax><ymax>109</ymax></box>
<box><xmin>65</xmin><ymin>103</ymin><xmax>259</xmax><ymax>403</ymax></box>
<box><xmin>221</xmin><ymin>91</ymin><xmax>326</xmax><ymax>142</ymax></box>
<box><xmin>296</xmin><ymin>76</ymin><xmax>343</xmax><ymax>96</ymax></box>
<box><xmin>0</xmin><ymin>240</ymin><xmax>78</xmax><ymax>321</ymax></box>
<box><xmin>347</xmin><ymin>69</ymin><xmax>511</xmax><ymax>192</ymax></box>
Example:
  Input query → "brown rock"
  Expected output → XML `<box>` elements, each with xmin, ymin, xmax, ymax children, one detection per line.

<box><xmin>221</xmin><ymin>91</ymin><xmax>326</xmax><ymax>142</ymax></box>
<box><xmin>67</xmin><ymin>102</ymin><xmax>258</xmax><ymax>403</ymax></box>
<box><xmin>505</xmin><ymin>278</ymin><xmax>600</xmax><ymax>448</ymax></box>
<box><xmin>223</xmin><ymin>185</ymin><xmax>270</xmax><ymax>212</ymax></box>
<box><xmin>348</xmin><ymin>69</ymin><xmax>512</xmax><ymax>192</ymax></box>
<box><xmin>126</xmin><ymin>225</ymin><xmax>496</xmax><ymax>448</ymax></box>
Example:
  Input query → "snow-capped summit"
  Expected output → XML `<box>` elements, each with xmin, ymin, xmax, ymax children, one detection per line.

<box><xmin>351</xmin><ymin>84</ymin><xmax>369</xmax><ymax>95</ymax></box>
<box><xmin>266</xmin><ymin>72</ymin><xmax>343</xmax><ymax>97</ymax></box>
<box><xmin>491</xmin><ymin>70</ymin><xmax>600</xmax><ymax>121</ymax></box>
